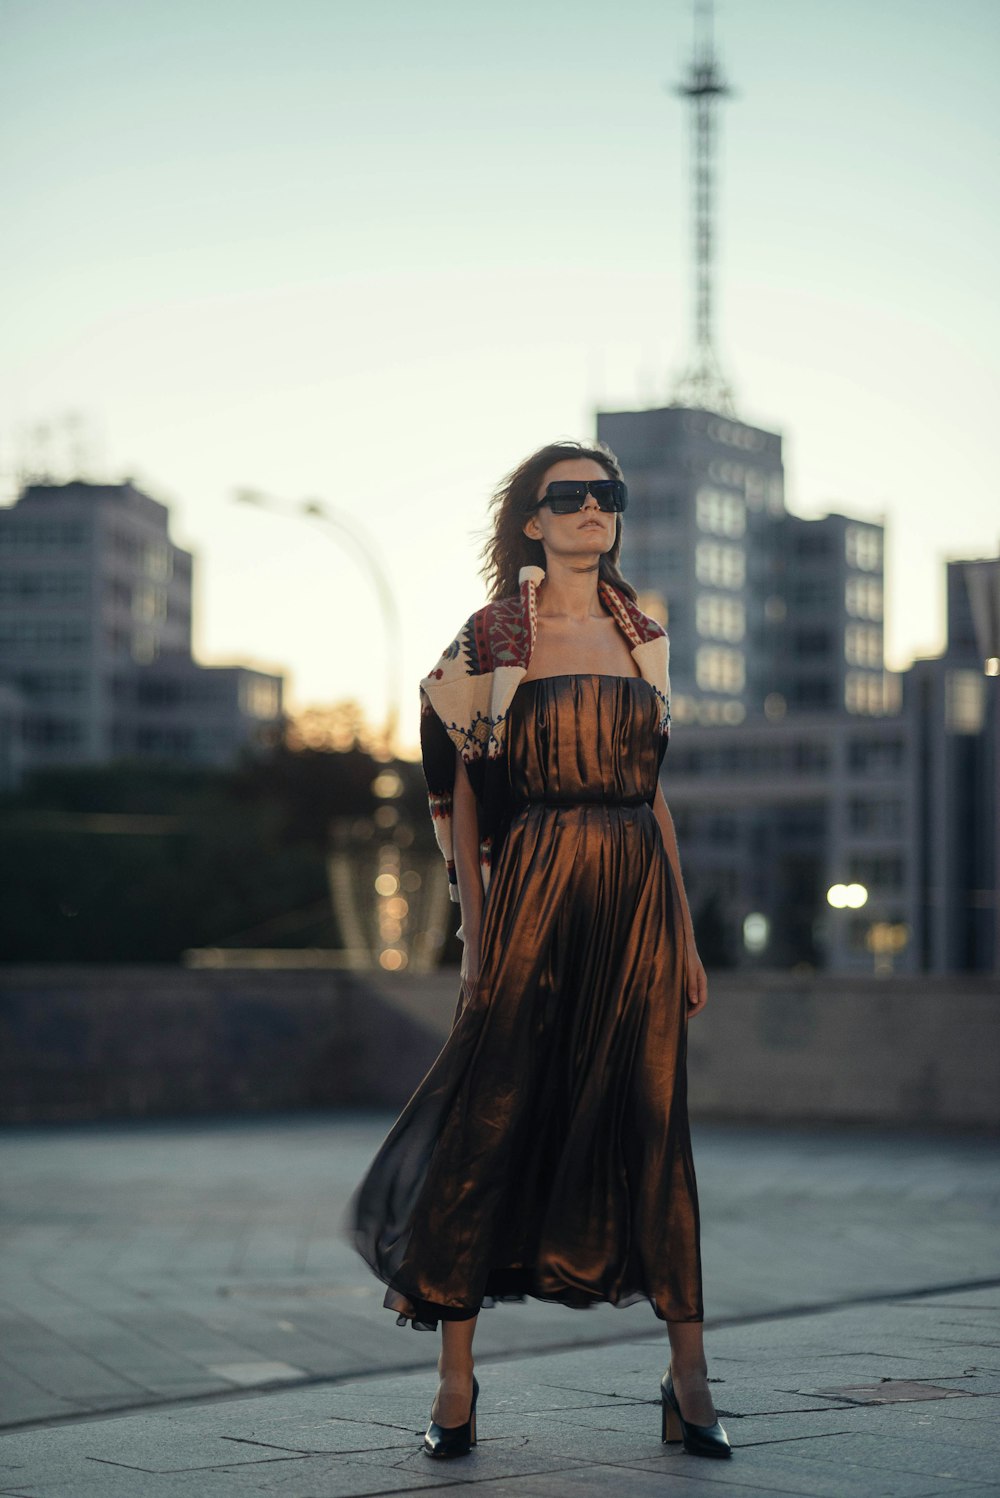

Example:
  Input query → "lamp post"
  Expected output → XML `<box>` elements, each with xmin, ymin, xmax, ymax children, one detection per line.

<box><xmin>233</xmin><ymin>487</ymin><xmax>402</xmax><ymax>753</ymax></box>
<box><xmin>234</xmin><ymin>487</ymin><xmax>455</xmax><ymax>972</ymax></box>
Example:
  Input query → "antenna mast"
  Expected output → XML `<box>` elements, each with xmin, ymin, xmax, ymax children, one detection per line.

<box><xmin>670</xmin><ymin>0</ymin><xmax>736</xmax><ymax>415</ymax></box>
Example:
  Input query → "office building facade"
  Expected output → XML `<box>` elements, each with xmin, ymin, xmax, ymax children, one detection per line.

<box><xmin>597</xmin><ymin>404</ymin><xmax>892</xmax><ymax>724</ymax></box>
<box><xmin>0</xmin><ymin>480</ymin><xmax>284</xmax><ymax>783</ymax></box>
<box><xmin>660</xmin><ymin>555</ymin><xmax>998</xmax><ymax>975</ymax></box>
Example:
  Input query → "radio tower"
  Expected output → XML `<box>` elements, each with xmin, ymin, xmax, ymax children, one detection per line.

<box><xmin>670</xmin><ymin>0</ymin><xmax>736</xmax><ymax>415</ymax></box>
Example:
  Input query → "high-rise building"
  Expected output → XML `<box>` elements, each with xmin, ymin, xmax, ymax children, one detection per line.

<box><xmin>597</xmin><ymin>405</ymin><xmax>893</xmax><ymax>723</ymax></box>
<box><xmin>0</xmin><ymin>480</ymin><xmax>284</xmax><ymax>782</ymax></box>
<box><xmin>598</xmin><ymin>406</ymin><xmax>785</xmax><ymax>727</ymax></box>
<box><xmin>903</xmin><ymin>553</ymin><xmax>1000</xmax><ymax>974</ymax></box>
<box><xmin>647</xmin><ymin>544</ymin><xmax>999</xmax><ymax>975</ymax></box>
<box><xmin>764</xmin><ymin>510</ymin><xmax>893</xmax><ymax>719</ymax></box>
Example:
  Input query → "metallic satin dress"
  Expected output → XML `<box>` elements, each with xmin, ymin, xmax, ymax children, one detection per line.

<box><xmin>347</xmin><ymin>672</ymin><xmax>703</xmax><ymax>1329</ymax></box>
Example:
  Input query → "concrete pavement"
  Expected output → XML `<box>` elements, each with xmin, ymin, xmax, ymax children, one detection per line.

<box><xmin>0</xmin><ymin>1114</ymin><xmax>997</xmax><ymax>1496</ymax></box>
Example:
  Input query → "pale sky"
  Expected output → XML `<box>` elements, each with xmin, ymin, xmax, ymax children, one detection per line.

<box><xmin>2</xmin><ymin>0</ymin><xmax>997</xmax><ymax>754</ymax></box>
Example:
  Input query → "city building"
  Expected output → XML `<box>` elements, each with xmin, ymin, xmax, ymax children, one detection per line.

<box><xmin>901</xmin><ymin>554</ymin><xmax>1000</xmax><ymax>974</ymax></box>
<box><xmin>0</xmin><ymin>479</ymin><xmax>284</xmax><ymax>785</ymax></box>
<box><xmin>598</xmin><ymin>405</ymin><xmax>783</xmax><ymax>726</ymax></box>
<box><xmin>597</xmin><ymin>404</ymin><xmax>894</xmax><ymax>725</ymax></box>
<box><xmin>651</xmin><ymin>533</ymin><xmax>998</xmax><ymax>975</ymax></box>
<box><xmin>588</xmin><ymin>9</ymin><xmax>997</xmax><ymax>974</ymax></box>
<box><xmin>764</xmin><ymin>510</ymin><xmax>895</xmax><ymax>719</ymax></box>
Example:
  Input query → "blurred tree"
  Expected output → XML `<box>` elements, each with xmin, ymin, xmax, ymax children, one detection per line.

<box><xmin>0</xmin><ymin>719</ymin><xmax>438</xmax><ymax>963</ymax></box>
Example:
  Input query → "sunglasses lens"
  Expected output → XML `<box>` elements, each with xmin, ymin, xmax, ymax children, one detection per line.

<box><xmin>590</xmin><ymin>481</ymin><xmax>627</xmax><ymax>511</ymax></box>
<box><xmin>542</xmin><ymin>481</ymin><xmax>586</xmax><ymax>514</ymax></box>
<box><xmin>534</xmin><ymin>479</ymin><xmax>628</xmax><ymax>514</ymax></box>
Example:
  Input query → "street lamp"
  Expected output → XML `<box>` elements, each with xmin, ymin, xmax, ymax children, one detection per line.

<box><xmin>826</xmin><ymin>883</ymin><xmax>868</xmax><ymax>911</ymax></box>
<box><xmin>234</xmin><ymin>487</ymin><xmax>402</xmax><ymax>752</ymax></box>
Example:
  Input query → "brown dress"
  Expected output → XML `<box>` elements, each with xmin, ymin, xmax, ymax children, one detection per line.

<box><xmin>347</xmin><ymin>672</ymin><xmax>703</xmax><ymax>1328</ymax></box>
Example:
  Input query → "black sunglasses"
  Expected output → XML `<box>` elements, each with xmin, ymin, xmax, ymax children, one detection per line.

<box><xmin>527</xmin><ymin>479</ymin><xmax>628</xmax><ymax>515</ymax></box>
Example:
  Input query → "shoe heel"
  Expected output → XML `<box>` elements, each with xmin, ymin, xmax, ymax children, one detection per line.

<box><xmin>661</xmin><ymin>1397</ymin><xmax>682</xmax><ymax>1443</ymax></box>
<box><xmin>660</xmin><ymin>1369</ymin><xmax>732</xmax><ymax>1459</ymax></box>
<box><xmin>423</xmin><ymin>1374</ymin><xmax>479</xmax><ymax>1459</ymax></box>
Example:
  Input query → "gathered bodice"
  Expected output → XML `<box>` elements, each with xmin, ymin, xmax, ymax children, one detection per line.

<box><xmin>506</xmin><ymin>673</ymin><xmax>662</xmax><ymax>810</ymax></box>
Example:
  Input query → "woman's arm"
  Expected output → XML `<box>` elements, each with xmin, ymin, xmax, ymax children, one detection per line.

<box><xmin>453</xmin><ymin>744</ymin><xmax>484</xmax><ymax>992</ymax></box>
<box><xmin>652</xmin><ymin>781</ymin><xmax>708</xmax><ymax>1015</ymax></box>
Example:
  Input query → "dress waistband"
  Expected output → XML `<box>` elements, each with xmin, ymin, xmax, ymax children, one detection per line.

<box><xmin>511</xmin><ymin>793</ymin><xmax>652</xmax><ymax>810</ymax></box>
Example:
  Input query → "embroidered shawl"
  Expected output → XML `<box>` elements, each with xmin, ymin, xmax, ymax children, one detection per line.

<box><xmin>419</xmin><ymin>563</ymin><xmax>671</xmax><ymax>907</ymax></box>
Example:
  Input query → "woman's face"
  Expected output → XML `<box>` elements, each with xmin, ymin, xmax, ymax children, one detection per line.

<box><xmin>521</xmin><ymin>457</ymin><xmax>619</xmax><ymax>564</ymax></box>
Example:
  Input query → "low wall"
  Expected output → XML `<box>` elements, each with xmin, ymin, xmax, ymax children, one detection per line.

<box><xmin>1</xmin><ymin>966</ymin><xmax>996</xmax><ymax>1129</ymax></box>
<box><xmin>684</xmin><ymin>971</ymin><xmax>998</xmax><ymax>1129</ymax></box>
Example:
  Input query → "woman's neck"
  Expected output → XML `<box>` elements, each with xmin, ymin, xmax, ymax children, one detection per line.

<box><xmin>535</xmin><ymin>556</ymin><xmax>605</xmax><ymax>623</ymax></box>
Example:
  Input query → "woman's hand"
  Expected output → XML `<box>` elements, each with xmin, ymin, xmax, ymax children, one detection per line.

<box><xmin>684</xmin><ymin>943</ymin><xmax>708</xmax><ymax>1017</ymax></box>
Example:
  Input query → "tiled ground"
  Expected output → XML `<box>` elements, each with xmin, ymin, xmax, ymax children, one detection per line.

<box><xmin>0</xmin><ymin>1289</ymin><xmax>997</xmax><ymax>1497</ymax></box>
<box><xmin>0</xmin><ymin>1114</ymin><xmax>997</xmax><ymax>1495</ymax></box>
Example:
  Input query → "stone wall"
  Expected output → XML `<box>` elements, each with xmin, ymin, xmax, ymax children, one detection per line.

<box><xmin>1</xmin><ymin>965</ymin><xmax>996</xmax><ymax>1128</ymax></box>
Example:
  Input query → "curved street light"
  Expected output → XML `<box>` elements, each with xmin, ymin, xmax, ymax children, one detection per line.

<box><xmin>234</xmin><ymin>487</ymin><xmax>402</xmax><ymax>751</ymax></box>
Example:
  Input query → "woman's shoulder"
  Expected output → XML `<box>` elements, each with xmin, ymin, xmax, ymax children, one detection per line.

<box><xmin>599</xmin><ymin>580</ymin><xmax>668</xmax><ymax>644</ymax></box>
<box><xmin>421</xmin><ymin>591</ymin><xmax>524</xmax><ymax>688</ymax></box>
<box><xmin>426</xmin><ymin>593</ymin><xmax>528</xmax><ymax>693</ymax></box>
<box><xmin>458</xmin><ymin>591</ymin><xmax>527</xmax><ymax>676</ymax></box>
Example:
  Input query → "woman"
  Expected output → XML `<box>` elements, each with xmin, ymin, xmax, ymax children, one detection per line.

<box><xmin>347</xmin><ymin>439</ymin><xmax>731</xmax><ymax>1461</ymax></box>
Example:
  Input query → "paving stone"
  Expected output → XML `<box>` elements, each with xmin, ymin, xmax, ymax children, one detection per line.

<box><xmin>625</xmin><ymin>1447</ymin><xmax>982</xmax><ymax>1497</ymax></box>
<box><xmin>0</xmin><ymin>1116</ymin><xmax>998</xmax><ymax>1496</ymax></box>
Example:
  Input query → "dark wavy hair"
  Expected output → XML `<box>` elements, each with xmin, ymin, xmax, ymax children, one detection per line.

<box><xmin>478</xmin><ymin>439</ymin><xmax>637</xmax><ymax>603</ymax></box>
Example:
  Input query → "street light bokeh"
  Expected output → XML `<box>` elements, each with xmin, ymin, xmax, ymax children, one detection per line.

<box><xmin>826</xmin><ymin>883</ymin><xmax>868</xmax><ymax>911</ymax></box>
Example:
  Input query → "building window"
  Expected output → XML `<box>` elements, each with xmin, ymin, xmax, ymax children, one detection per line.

<box><xmin>696</xmin><ymin>487</ymin><xmax>746</xmax><ymax>538</ymax></box>
<box><xmin>240</xmin><ymin>677</ymin><xmax>280</xmax><ymax>719</ymax></box>
<box><xmin>708</xmin><ymin>459</ymin><xmax>746</xmax><ymax>489</ymax></box>
<box><xmin>945</xmin><ymin>670</ymin><xmax>986</xmax><ymax>734</ymax></box>
<box><xmin>847</xmin><ymin>736</ymin><xmax>903</xmax><ymax>772</ymax></box>
<box><xmin>143</xmin><ymin>541</ymin><xmax>173</xmax><ymax>582</ymax></box>
<box><xmin>0</xmin><ymin>571</ymin><xmax>87</xmax><ymax>600</ymax></box>
<box><xmin>845</xmin><ymin>524</ymin><xmax>882</xmax><ymax>572</ymax></box>
<box><xmin>777</xmin><ymin>805</ymin><xmax>826</xmax><ymax>838</ymax></box>
<box><xmin>131</xmin><ymin>585</ymin><xmax>166</xmax><ymax>623</ymax></box>
<box><xmin>794</xmin><ymin>626</ymin><xmax>833</xmax><ymax>655</ymax></box>
<box><xmin>131</xmin><ymin>632</ymin><xmax>158</xmax><ymax>664</ymax></box>
<box><xmin>845</xmin><ymin>671</ymin><xmax>885</xmax><ymax>714</ymax></box>
<box><xmin>0</xmin><ymin>520</ymin><xmax>88</xmax><ymax>549</ymax></box>
<box><xmin>793</xmin><ymin>530</ymin><xmax>833</xmax><ymax>558</ymax></box>
<box><xmin>845</xmin><ymin>576</ymin><xmax>883</xmax><ymax>620</ymax></box>
<box><xmin>744</xmin><ymin>472</ymin><xmax>764</xmax><ymax>510</ymax></box>
<box><xmin>790</xmin><ymin>679</ymin><xmax>834</xmax><ymax>708</ymax></box>
<box><xmin>696</xmin><ymin>645</ymin><xmax>745</xmax><ymax>692</ymax></box>
<box><xmin>705</xmin><ymin>814</ymin><xmax>739</xmax><ymax>843</ymax></box>
<box><xmin>844</xmin><ymin>623</ymin><xmax>883</xmax><ymax>667</ymax></box>
<box><xmin>0</xmin><ymin>618</ymin><xmax>88</xmax><ymax>647</ymax></box>
<box><xmin>695</xmin><ymin>541</ymin><xmax>744</xmax><ymax>590</ymax></box>
<box><xmin>16</xmin><ymin>670</ymin><xmax>85</xmax><ymax>699</ymax></box>
<box><xmin>696</xmin><ymin>593</ymin><xmax>745</xmax><ymax>641</ymax></box>
<box><xmin>848</xmin><ymin>853</ymin><xmax>904</xmax><ymax>891</ymax></box>
<box><xmin>22</xmin><ymin>715</ymin><xmax>84</xmax><ymax>747</ymax></box>
<box><xmin>791</xmin><ymin>579</ymin><xmax>837</xmax><ymax>609</ymax></box>
<box><xmin>848</xmin><ymin>798</ymin><xmax>903</xmax><ymax>835</ymax></box>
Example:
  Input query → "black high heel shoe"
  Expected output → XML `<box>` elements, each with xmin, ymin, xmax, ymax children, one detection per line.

<box><xmin>423</xmin><ymin>1373</ymin><xmax>479</xmax><ymax>1458</ymax></box>
<box><xmin>660</xmin><ymin>1369</ymin><xmax>732</xmax><ymax>1458</ymax></box>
